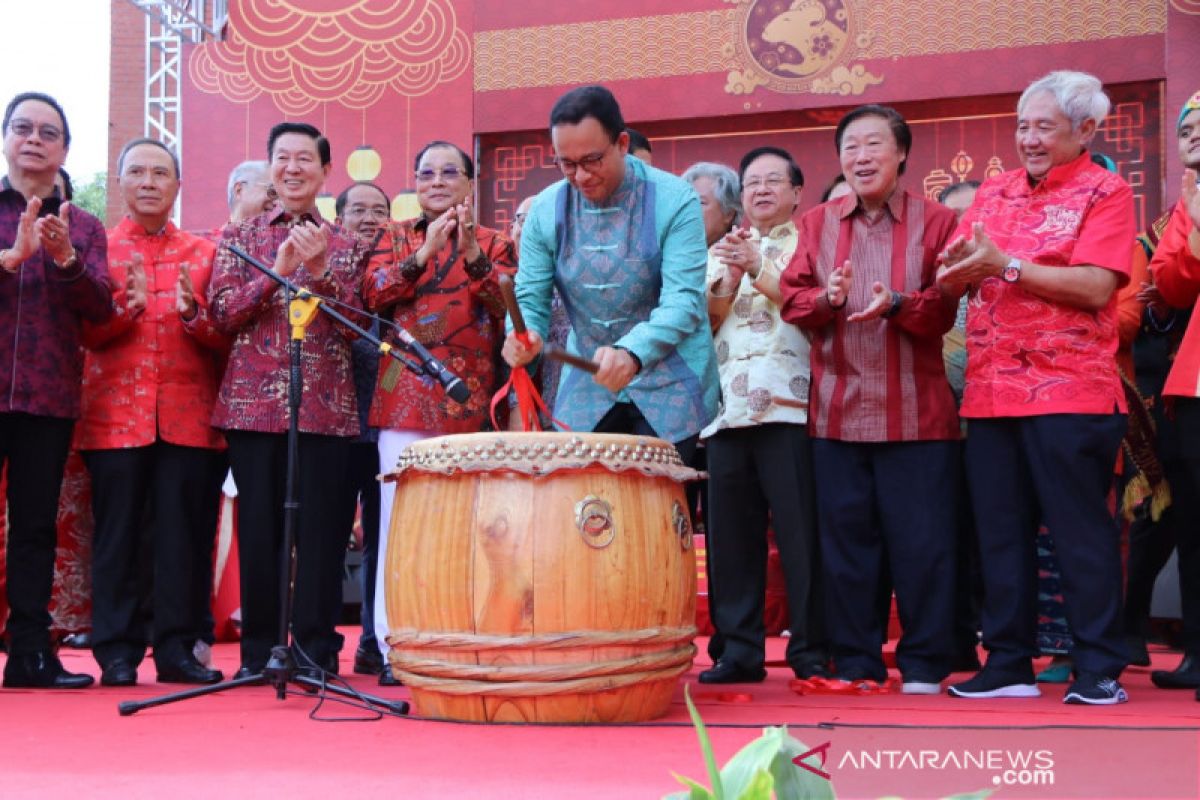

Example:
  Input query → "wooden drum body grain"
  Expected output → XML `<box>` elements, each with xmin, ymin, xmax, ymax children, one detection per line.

<box><xmin>382</xmin><ymin>432</ymin><xmax>700</xmax><ymax>723</ymax></box>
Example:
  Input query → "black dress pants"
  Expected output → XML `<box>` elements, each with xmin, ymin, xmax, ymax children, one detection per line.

<box><xmin>813</xmin><ymin>438</ymin><xmax>958</xmax><ymax>682</ymax></box>
<box><xmin>967</xmin><ymin>414</ymin><xmax>1128</xmax><ymax>678</ymax></box>
<box><xmin>1166</xmin><ymin>399</ymin><xmax>1200</xmax><ymax>652</ymax></box>
<box><xmin>341</xmin><ymin>440</ymin><xmax>381</xmax><ymax>649</ymax></box>
<box><xmin>83</xmin><ymin>441</ymin><xmax>225</xmax><ymax>669</ymax></box>
<box><xmin>0</xmin><ymin>413</ymin><xmax>74</xmax><ymax>654</ymax></box>
<box><xmin>225</xmin><ymin>431</ymin><xmax>350</xmax><ymax>670</ymax></box>
<box><xmin>706</xmin><ymin>423</ymin><xmax>825</xmax><ymax>671</ymax></box>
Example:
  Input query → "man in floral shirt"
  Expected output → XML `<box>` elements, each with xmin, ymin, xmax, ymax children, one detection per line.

<box><xmin>362</xmin><ymin>140</ymin><xmax>515</xmax><ymax>660</ymax></box>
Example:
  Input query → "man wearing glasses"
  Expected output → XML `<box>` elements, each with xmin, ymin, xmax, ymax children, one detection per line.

<box><xmin>502</xmin><ymin>85</ymin><xmax>718</xmax><ymax>464</ymax></box>
<box><xmin>362</xmin><ymin>141</ymin><xmax>515</xmax><ymax>676</ymax></box>
<box><xmin>0</xmin><ymin>91</ymin><xmax>113</xmax><ymax>688</ymax></box>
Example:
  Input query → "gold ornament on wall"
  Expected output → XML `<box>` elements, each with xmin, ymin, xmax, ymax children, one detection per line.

<box><xmin>347</xmin><ymin>146</ymin><xmax>383</xmax><ymax>182</ymax></box>
<box><xmin>950</xmin><ymin>150</ymin><xmax>974</xmax><ymax>181</ymax></box>
<box><xmin>392</xmin><ymin>192</ymin><xmax>421</xmax><ymax>222</ymax></box>
<box><xmin>923</xmin><ymin>168</ymin><xmax>952</xmax><ymax>201</ymax></box>
<box><xmin>985</xmin><ymin>156</ymin><xmax>1005</xmax><ymax>179</ymax></box>
<box><xmin>725</xmin><ymin>0</ymin><xmax>883</xmax><ymax>96</ymax></box>
<box><xmin>316</xmin><ymin>193</ymin><xmax>337</xmax><ymax>222</ymax></box>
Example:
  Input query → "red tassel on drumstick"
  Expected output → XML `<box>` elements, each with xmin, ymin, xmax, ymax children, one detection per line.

<box><xmin>491</xmin><ymin>276</ymin><xmax>554</xmax><ymax>431</ymax></box>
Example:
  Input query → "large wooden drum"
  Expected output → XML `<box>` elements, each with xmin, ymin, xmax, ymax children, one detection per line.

<box><xmin>383</xmin><ymin>432</ymin><xmax>701</xmax><ymax>723</ymax></box>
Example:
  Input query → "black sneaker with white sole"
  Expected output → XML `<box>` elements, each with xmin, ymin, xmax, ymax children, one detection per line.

<box><xmin>1063</xmin><ymin>673</ymin><xmax>1128</xmax><ymax>705</ymax></box>
<box><xmin>947</xmin><ymin>668</ymin><xmax>1040</xmax><ymax>698</ymax></box>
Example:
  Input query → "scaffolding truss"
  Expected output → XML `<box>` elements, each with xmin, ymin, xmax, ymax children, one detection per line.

<box><xmin>122</xmin><ymin>1</ymin><xmax>226</xmax><ymax>218</ymax></box>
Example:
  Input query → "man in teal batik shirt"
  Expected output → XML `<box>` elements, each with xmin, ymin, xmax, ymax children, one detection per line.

<box><xmin>502</xmin><ymin>85</ymin><xmax>718</xmax><ymax>459</ymax></box>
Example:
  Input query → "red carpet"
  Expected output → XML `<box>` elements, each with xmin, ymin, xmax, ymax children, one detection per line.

<box><xmin>2</xmin><ymin>634</ymin><xmax>1198</xmax><ymax>799</ymax></box>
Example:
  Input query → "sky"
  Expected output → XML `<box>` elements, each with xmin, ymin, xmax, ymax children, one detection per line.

<box><xmin>0</xmin><ymin>1</ymin><xmax>112</xmax><ymax>180</ymax></box>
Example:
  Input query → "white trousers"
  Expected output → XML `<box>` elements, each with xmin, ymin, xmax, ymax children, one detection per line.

<box><xmin>373</xmin><ymin>428</ymin><xmax>444</xmax><ymax>657</ymax></box>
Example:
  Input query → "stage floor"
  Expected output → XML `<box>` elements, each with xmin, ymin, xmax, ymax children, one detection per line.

<box><xmin>2</xmin><ymin>633</ymin><xmax>1198</xmax><ymax>799</ymax></box>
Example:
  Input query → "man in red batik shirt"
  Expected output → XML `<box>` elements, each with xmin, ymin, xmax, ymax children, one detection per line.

<box><xmin>939</xmin><ymin>71</ymin><xmax>1135</xmax><ymax>706</ymax></box>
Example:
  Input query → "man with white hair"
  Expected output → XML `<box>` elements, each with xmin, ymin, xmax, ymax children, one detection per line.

<box><xmin>938</xmin><ymin>71</ymin><xmax>1135</xmax><ymax>704</ymax></box>
<box><xmin>682</xmin><ymin>162</ymin><xmax>741</xmax><ymax>248</ymax></box>
<box><xmin>226</xmin><ymin>160</ymin><xmax>275</xmax><ymax>224</ymax></box>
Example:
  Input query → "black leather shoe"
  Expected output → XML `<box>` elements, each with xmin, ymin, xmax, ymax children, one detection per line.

<box><xmin>1151</xmin><ymin>654</ymin><xmax>1200</xmax><ymax>688</ymax></box>
<box><xmin>378</xmin><ymin>666</ymin><xmax>401</xmax><ymax>686</ymax></box>
<box><xmin>157</xmin><ymin>657</ymin><xmax>223</xmax><ymax>685</ymax></box>
<box><xmin>354</xmin><ymin>645</ymin><xmax>384</xmax><ymax>675</ymax></box>
<box><xmin>3</xmin><ymin>651</ymin><xmax>94</xmax><ymax>689</ymax></box>
<box><xmin>232</xmin><ymin>665</ymin><xmax>267</xmax><ymax>685</ymax></box>
<box><xmin>698</xmin><ymin>659</ymin><xmax>767</xmax><ymax>684</ymax></box>
<box><xmin>792</xmin><ymin>661</ymin><xmax>830</xmax><ymax>680</ymax></box>
<box><xmin>101</xmin><ymin>659</ymin><xmax>139</xmax><ymax>686</ymax></box>
<box><xmin>62</xmin><ymin>632</ymin><xmax>93</xmax><ymax>649</ymax></box>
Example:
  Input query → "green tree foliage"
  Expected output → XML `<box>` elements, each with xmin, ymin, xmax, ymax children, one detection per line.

<box><xmin>71</xmin><ymin>172</ymin><xmax>106</xmax><ymax>220</ymax></box>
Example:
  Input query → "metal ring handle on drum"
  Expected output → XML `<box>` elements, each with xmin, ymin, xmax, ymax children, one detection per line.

<box><xmin>574</xmin><ymin>495</ymin><xmax>616</xmax><ymax>548</ymax></box>
<box><xmin>672</xmin><ymin>500</ymin><xmax>692</xmax><ymax>551</ymax></box>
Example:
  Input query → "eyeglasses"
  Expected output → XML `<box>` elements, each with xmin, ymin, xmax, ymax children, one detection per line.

<box><xmin>346</xmin><ymin>205</ymin><xmax>389</xmax><ymax>219</ymax></box>
<box><xmin>415</xmin><ymin>166</ymin><xmax>466</xmax><ymax>182</ymax></box>
<box><xmin>7</xmin><ymin>119</ymin><xmax>63</xmax><ymax>144</ymax></box>
<box><xmin>742</xmin><ymin>175</ymin><xmax>791</xmax><ymax>192</ymax></box>
<box><xmin>553</xmin><ymin>143</ymin><xmax>614</xmax><ymax>176</ymax></box>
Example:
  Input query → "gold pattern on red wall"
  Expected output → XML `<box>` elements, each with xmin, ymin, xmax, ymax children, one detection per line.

<box><xmin>474</xmin><ymin>11</ymin><xmax>735</xmax><ymax>91</ymax></box>
<box><xmin>860</xmin><ymin>0</ymin><xmax>1163</xmax><ymax>59</ymax></box>
<box><xmin>188</xmin><ymin>0</ymin><xmax>470</xmax><ymax>114</ymax></box>
<box><xmin>725</xmin><ymin>0</ymin><xmax>882</xmax><ymax>96</ymax></box>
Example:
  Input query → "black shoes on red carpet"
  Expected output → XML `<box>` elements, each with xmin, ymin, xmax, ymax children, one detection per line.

<box><xmin>3</xmin><ymin>651</ymin><xmax>94</xmax><ymax>689</ymax></box>
<box><xmin>698</xmin><ymin>659</ymin><xmax>767</xmax><ymax>684</ymax></box>
<box><xmin>101</xmin><ymin>659</ymin><xmax>138</xmax><ymax>686</ymax></box>
<box><xmin>156</xmin><ymin>657</ymin><xmax>223</xmax><ymax>685</ymax></box>
<box><xmin>1151</xmin><ymin>653</ymin><xmax>1200</xmax><ymax>689</ymax></box>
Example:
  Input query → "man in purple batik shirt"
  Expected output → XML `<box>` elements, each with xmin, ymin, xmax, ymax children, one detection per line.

<box><xmin>0</xmin><ymin>91</ymin><xmax>113</xmax><ymax>689</ymax></box>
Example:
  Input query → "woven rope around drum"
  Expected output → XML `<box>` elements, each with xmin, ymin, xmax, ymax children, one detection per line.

<box><xmin>391</xmin><ymin>644</ymin><xmax>696</xmax><ymax>682</ymax></box>
<box><xmin>392</xmin><ymin>660</ymin><xmax>694</xmax><ymax>697</ymax></box>
<box><xmin>386</xmin><ymin>625</ymin><xmax>697</xmax><ymax>651</ymax></box>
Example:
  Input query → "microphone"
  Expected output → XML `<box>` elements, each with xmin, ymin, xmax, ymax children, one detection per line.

<box><xmin>225</xmin><ymin>242</ymin><xmax>470</xmax><ymax>403</ymax></box>
<box><xmin>393</xmin><ymin>327</ymin><xmax>471</xmax><ymax>404</ymax></box>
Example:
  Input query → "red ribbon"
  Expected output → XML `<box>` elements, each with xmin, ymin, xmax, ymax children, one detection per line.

<box><xmin>788</xmin><ymin>676</ymin><xmax>899</xmax><ymax>696</ymax></box>
<box><xmin>489</xmin><ymin>332</ymin><xmax>568</xmax><ymax>432</ymax></box>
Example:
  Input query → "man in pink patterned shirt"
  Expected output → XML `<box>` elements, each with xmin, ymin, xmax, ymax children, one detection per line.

<box><xmin>938</xmin><ymin>71</ymin><xmax>1135</xmax><ymax>705</ymax></box>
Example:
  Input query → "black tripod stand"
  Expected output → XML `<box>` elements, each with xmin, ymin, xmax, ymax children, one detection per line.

<box><xmin>118</xmin><ymin>245</ymin><xmax>451</xmax><ymax>717</ymax></box>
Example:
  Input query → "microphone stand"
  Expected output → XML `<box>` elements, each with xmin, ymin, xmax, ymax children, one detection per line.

<box><xmin>118</xmin><ymin>244</ymin><xmax>432</xmax><ymax>717</ymax></box>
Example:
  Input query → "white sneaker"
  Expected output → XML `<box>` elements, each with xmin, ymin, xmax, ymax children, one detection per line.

<box><xmin>948</xmin><ymin>669</ymin><xmax>1041</xmax><ymax>698</ymax></box>
<box><xmin>901</xmin><ymin>680</ymin><xmax>942</xmax><ymax>695</ymax></box>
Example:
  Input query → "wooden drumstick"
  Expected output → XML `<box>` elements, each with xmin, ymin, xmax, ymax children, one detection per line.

<box><xmin>498</xmin><ymin>274</ymin><xmax>527</xmax><ymax>335</ymax></box>
<box><xmin>545</xmin><ymin>346</ymin><xmax>599</xmax><ymax>374</ymax></box>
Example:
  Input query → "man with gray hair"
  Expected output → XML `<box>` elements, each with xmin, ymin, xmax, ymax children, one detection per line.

<box><xmin>682</xmin><ymin>162</ymin><xmax>740</xmax><ymax>247</ymax></box>
<box><xmin>226</xmin><ymin>160</ymin><xmax>275</xmax><ymax>223</ymax></box>
<box><xmin>938</xmin><ymin>70</ymin><xmax>1135</xmax><ymax>704</ymax></box>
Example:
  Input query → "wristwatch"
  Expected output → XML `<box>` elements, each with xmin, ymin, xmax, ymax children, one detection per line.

<box><xmin>1001</xmin><ymin>257</ymin><xmax>1022</xmax><ymax>284</ymax></box>
<box><xmin>882</xmin><ymin>290</ymin><xmax>903</xmax><ymax>319</ymax></box>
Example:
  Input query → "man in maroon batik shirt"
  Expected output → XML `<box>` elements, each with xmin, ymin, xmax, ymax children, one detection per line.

<box><xmin>208</xmin><ymin>122</ymin><xmax>368</xmax><ymax>680</ymax></box>
<box><xmin>0</xmin><ymin>91</ymin><xmax>113</xmax><ymax>689</ymax></box>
